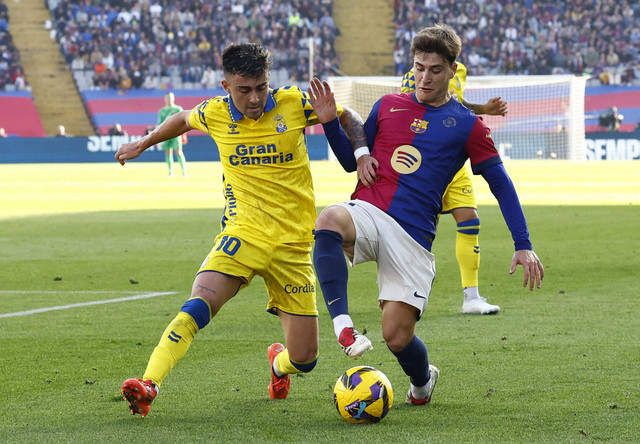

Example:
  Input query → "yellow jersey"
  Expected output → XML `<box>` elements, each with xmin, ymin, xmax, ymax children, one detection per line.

<box><xmin>188</xmin><ymin>85</ymin><xmax>343</xmax><ymax>244</ymax></box>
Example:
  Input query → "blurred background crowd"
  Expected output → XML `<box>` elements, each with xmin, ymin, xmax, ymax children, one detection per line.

<box><xmin>48</xmin><ymin>0</ymin><xmax>339</xmax><ymax>91</ymax></box>
<box><xmin>0</xmin><ymin>1</ymin><xmax>28</xmax><ymax>91</ymax></box>
<box><xmin>394</xmin><ymin>0</ymin><xmax>640</xmax><ymax>84</ymax></box>
<box><xmin>3</xmin><ymin>0</ymin><xmax>640</xmax><ymax>92</ymax></box>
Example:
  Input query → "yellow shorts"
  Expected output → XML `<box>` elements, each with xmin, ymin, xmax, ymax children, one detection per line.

<box><xmin>198</xmin><ymin>232</ymin><xmax>318</xmax><ymax>317</ymax></box>
<box><xmin>441</xmin><ymin>165</ymin><xmax>477</xmax><ymax>214</ymax></box>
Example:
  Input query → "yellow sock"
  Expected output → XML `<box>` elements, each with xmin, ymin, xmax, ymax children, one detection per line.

<box><xmin>274</xmin><ymin>348</ymin><xmax>319</xmax><ymax>375</ymax></box>
<box><xmin>143</xmin><ymin>311</ymin><xmax>199</xmax><ymax>387</ymax></box>
<box><xmin>456</xmin><ymin>229</ymin><xmax>480</xmax><ymax>288</ymax></box>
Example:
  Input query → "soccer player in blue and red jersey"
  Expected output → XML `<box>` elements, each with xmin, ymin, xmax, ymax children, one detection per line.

<box><xmin>309</xmin><ymin>24</ymin><xmax>544</xmax><ymax>406</ymax></box>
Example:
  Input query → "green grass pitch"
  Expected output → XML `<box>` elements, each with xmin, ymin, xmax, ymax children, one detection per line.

<box><xmin>0</xmin><ymin>160</ymin><xmax>639</xmax><ymax>443</ymax></box>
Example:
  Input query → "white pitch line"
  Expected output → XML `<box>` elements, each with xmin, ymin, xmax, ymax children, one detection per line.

<box><xmin>0</xmin><ymin>291</ymin><xmax>178</xmax><ymax>318</ymax></box>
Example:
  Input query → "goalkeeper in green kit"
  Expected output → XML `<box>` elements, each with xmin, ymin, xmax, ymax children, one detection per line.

<box><xmin>158</xmin><ymin>92</ymin><xmax>188</xmax><ymax>177</ymax></box>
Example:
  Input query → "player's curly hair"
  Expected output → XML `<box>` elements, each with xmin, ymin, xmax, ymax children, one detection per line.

<box><xmin>222</xmin><ymin>42</ymin><xmax>272</xmax><ymax>78</ymax></box>
<box><xmin>411</xmin><ymin>23</ymin><xmax>461</xmax><ymax>66</ymax></box>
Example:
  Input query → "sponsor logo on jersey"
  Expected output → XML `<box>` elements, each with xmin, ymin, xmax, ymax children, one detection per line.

<box><xmin>274</xmin><ymin>114</ymin><xmax>287</xmax><ymax>133</ymax></box>
<box><xmin>390</xmin><ymin>107</ymin><xmax>410</xmax><ymax>113</ymax></box>
<box><xmin>228</xmin><ymin>123</ymin><xmax>239</xmax><ymax>134</ymax></box>
<box><xmin>229</xmin><ymin>143</ymin><xmax>294</xmax><ymax>166</ymax></box>
<box><xmin>285</xmin><ymin>283</ymin><xmax>315</xmax><ymax>294</ymax></box>
<box><xmin>443</xmin><ymin>117</ymin><xmax>457</xmax><ymax>127</ymax></box>
<box><xmin>225</xmin><ymin>183</ymin><xmax>237</xmax><ymax>217</ymax></box>
<box><xmin>391</xmin><ymin>144</ymin><xmax>422</xmax><ymax>174</ymax></box>
<box><xmin>410</xmin><ymin>118</ymin><xmax>428</xmax><ymax>134</ymax></box>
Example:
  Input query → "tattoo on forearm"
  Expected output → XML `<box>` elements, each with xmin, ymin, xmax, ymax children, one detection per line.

<box><xmin>341</xmin><ymin>108</ymin><xmax>367</xmax><ymax>149</ymax></box>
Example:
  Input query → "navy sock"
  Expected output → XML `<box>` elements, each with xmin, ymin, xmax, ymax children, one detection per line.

<box><xmin>313</xmin><ymin>229</ymin><xmax>349</xmax><ymax>319</ymax></box>
<box><xmin>389</xmin><ymin>335</ymin><xmax>429</xmax><ymax>387</ymax></box>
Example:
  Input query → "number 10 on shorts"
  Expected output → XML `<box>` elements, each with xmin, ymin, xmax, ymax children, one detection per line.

<box><xmin>215</xmin><ymin>235</ymin><xmax>241</xmax><ymax>256</ymax></box>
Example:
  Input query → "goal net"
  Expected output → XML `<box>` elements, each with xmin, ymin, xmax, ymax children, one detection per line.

<box><xmin>328</xmin><ymin>75</ymin><xmax>587</xmax><ymax>160</ymax></box>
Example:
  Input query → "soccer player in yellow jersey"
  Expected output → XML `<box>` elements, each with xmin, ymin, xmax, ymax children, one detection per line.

<box><xmin>402</xmin><ymin>63</ymin><xmax>508</xmax><ymax>314</ymax></box>
<box><xmin>114</xmin><ymin>42</ymin><xmax>366</xmax><ymax>416</ymax></box>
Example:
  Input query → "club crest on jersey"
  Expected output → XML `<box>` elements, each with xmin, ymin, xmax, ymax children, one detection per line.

<box><xmin>228</xmin><ymin>123</ymin><xmax>239</xmax><ymax>134</ymax></box>
<box><xmin>274</xmin><ymin>114</ymin><xmax>287</xmax><ymax>133</ymax></box>
<box><xmin>410</xmin><ymin>118</ymin><xmax>428</xmax><ymax>134</ymax></box>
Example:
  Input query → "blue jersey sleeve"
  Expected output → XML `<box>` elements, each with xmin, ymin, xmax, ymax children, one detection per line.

<box><xmin>481</xmin><ymin>163</ymin><xmax>533</xmax><ymax>251</ymax></box>
<box><xmin>321</xmin><ymin>118</ymin><xmax>357</xmax><ymax>172</ymax></box>
<box><xmin>364</xmin><ymin>99</ymin><xmax>381</xmax><ymax>148</ymax></box>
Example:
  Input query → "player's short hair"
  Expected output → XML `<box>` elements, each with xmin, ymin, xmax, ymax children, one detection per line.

<box><xmin>222</xmin><ymin>42</ymin><xmax>272</xmax><ymax>78</ymax></box>
<box><xmin>411</xmin><ymin>24</ymin><xmax>461</xmax><ymax>66</ymax></box>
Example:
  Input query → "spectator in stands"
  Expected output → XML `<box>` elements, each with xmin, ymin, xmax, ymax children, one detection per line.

<box><xmin>108</xmin><ymin>123</ymin><xmax>128</xmax><ymax>136</ymax></box>
<box><xmin>11</xmin><ymin>65</ymin><xmax>27</xmax><ymax>90</ymax></box>
<box><xmin>599</xmin><ymin>107</ymin><xmax>623</xmax><ymax>132</ymax></box>
<box><xmin>143</xmin><ymin>72</ymin><xmax>159</xmax><ymax>90</ymax></box>
<box><xmin>200</xmin><ymin>65</ymin><xmax>217</xmax><ymax>89</ymax></box>
<box><xmin>56</xmin><ymin>125</ymin><xmax>68</xmax><ymax>137</ymax></box>
<box><xmin>119</xmin><ymin>68</ymin><xmax>132</xmax><ymax>93</ymax></box>
<box><xmin>606</xmin><ymin>45</ymin><xmax>621</xmax><ymax>67</ymax></box>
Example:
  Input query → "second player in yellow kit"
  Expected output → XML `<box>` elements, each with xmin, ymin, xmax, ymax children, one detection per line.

<box><xmin>402</xmin><ymin>62</ymin><xmax>508</xmax><ymax>314</ymax></box>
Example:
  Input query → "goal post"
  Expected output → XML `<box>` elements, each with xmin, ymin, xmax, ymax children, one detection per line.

<box><xmin>328</xmin><ymin>75</ymin><xmax>587</xmax><ymax>161</ymax></box>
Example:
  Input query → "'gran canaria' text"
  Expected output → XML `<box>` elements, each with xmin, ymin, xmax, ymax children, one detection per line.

<box><xmin>229</xmin><ymin>143</ymin><xmax>294</xmax><ymax>165</ymax></box>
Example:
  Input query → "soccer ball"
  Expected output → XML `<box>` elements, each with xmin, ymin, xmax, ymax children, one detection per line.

<box><xmin>333</xmin><ymin>365</ymin><xmax>394</xmax><ymax>424</ymax></box>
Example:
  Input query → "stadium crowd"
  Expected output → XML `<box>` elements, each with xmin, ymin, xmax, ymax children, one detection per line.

<box><xmin>0</xmin><ymin>1</ymin><xmax>29</xmax><ymax>91</ymax></box>
<box><xmin>36</xmin><ymin>0</ymin><xmax>640</xmax><ymax>92</ymax></box>
<box><xmin>394</xmin><ymin>0</ymin><xmax>640</xmax><ymax>84</ymax></box>
<box><xmin>47</xmin><ymin>0</ymin><xmax>340</xmax><ymax>91</ymax></box>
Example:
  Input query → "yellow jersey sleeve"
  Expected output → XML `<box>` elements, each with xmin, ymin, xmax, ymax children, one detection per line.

<box><xmin>450</xmin><ymin>61</ymin><xmax>467</xmax><ymax>102</ymax></box>
<box><xmin>401</xmin><ymin>69</ymin><xmax>415</xmax><ymax>93</ymax></box>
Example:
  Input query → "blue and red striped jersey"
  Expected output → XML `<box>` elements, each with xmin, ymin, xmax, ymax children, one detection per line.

<box><xmin>353</xmin><ymin>93</ymin><xmax>502</xmax><ymax>250</ymax></box>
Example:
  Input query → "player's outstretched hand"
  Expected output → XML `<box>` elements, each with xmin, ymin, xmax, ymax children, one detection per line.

<box><xmin>510</xmin><ymin>249</ymin><xmax>544</xmax><ymax>290</ymax></box>
<box><xmin>115</xmin><ymin>139</ymin><xmax>146</xmax><ymax>165</ymax></box>
<box><xmin>307</xmin><ymin>77</ymin><xmax>337</xmax><ymax>124</ymax></box>
<box><xmin>485</xmin><ymin>97</ymin><xmax>508</xmax><ymax>116</ymax></box>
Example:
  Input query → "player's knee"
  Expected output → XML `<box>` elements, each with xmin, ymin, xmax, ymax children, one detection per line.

<box><xmin>315</xmin><ymin>205</ymin><xmax>347</xmax><ymax>231</ymax></box>
<box><xmin>180</xmin><ymin>297</ymin><xmax>212</xmax><ymax>329</ymax></box>
<box><xmin>315</xmin><ymin>206</ymin><xmax>355</xmax><ymax>242</ymax></box>
<box><xmin>383</xmin><ymin>327</ymin><xmax>415</xmax><ymax>352</ymax></box>
<box><xmin>457</xmin><ymin>217</ymin><xmax>481</xmax><ymax>235</ymax></box>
